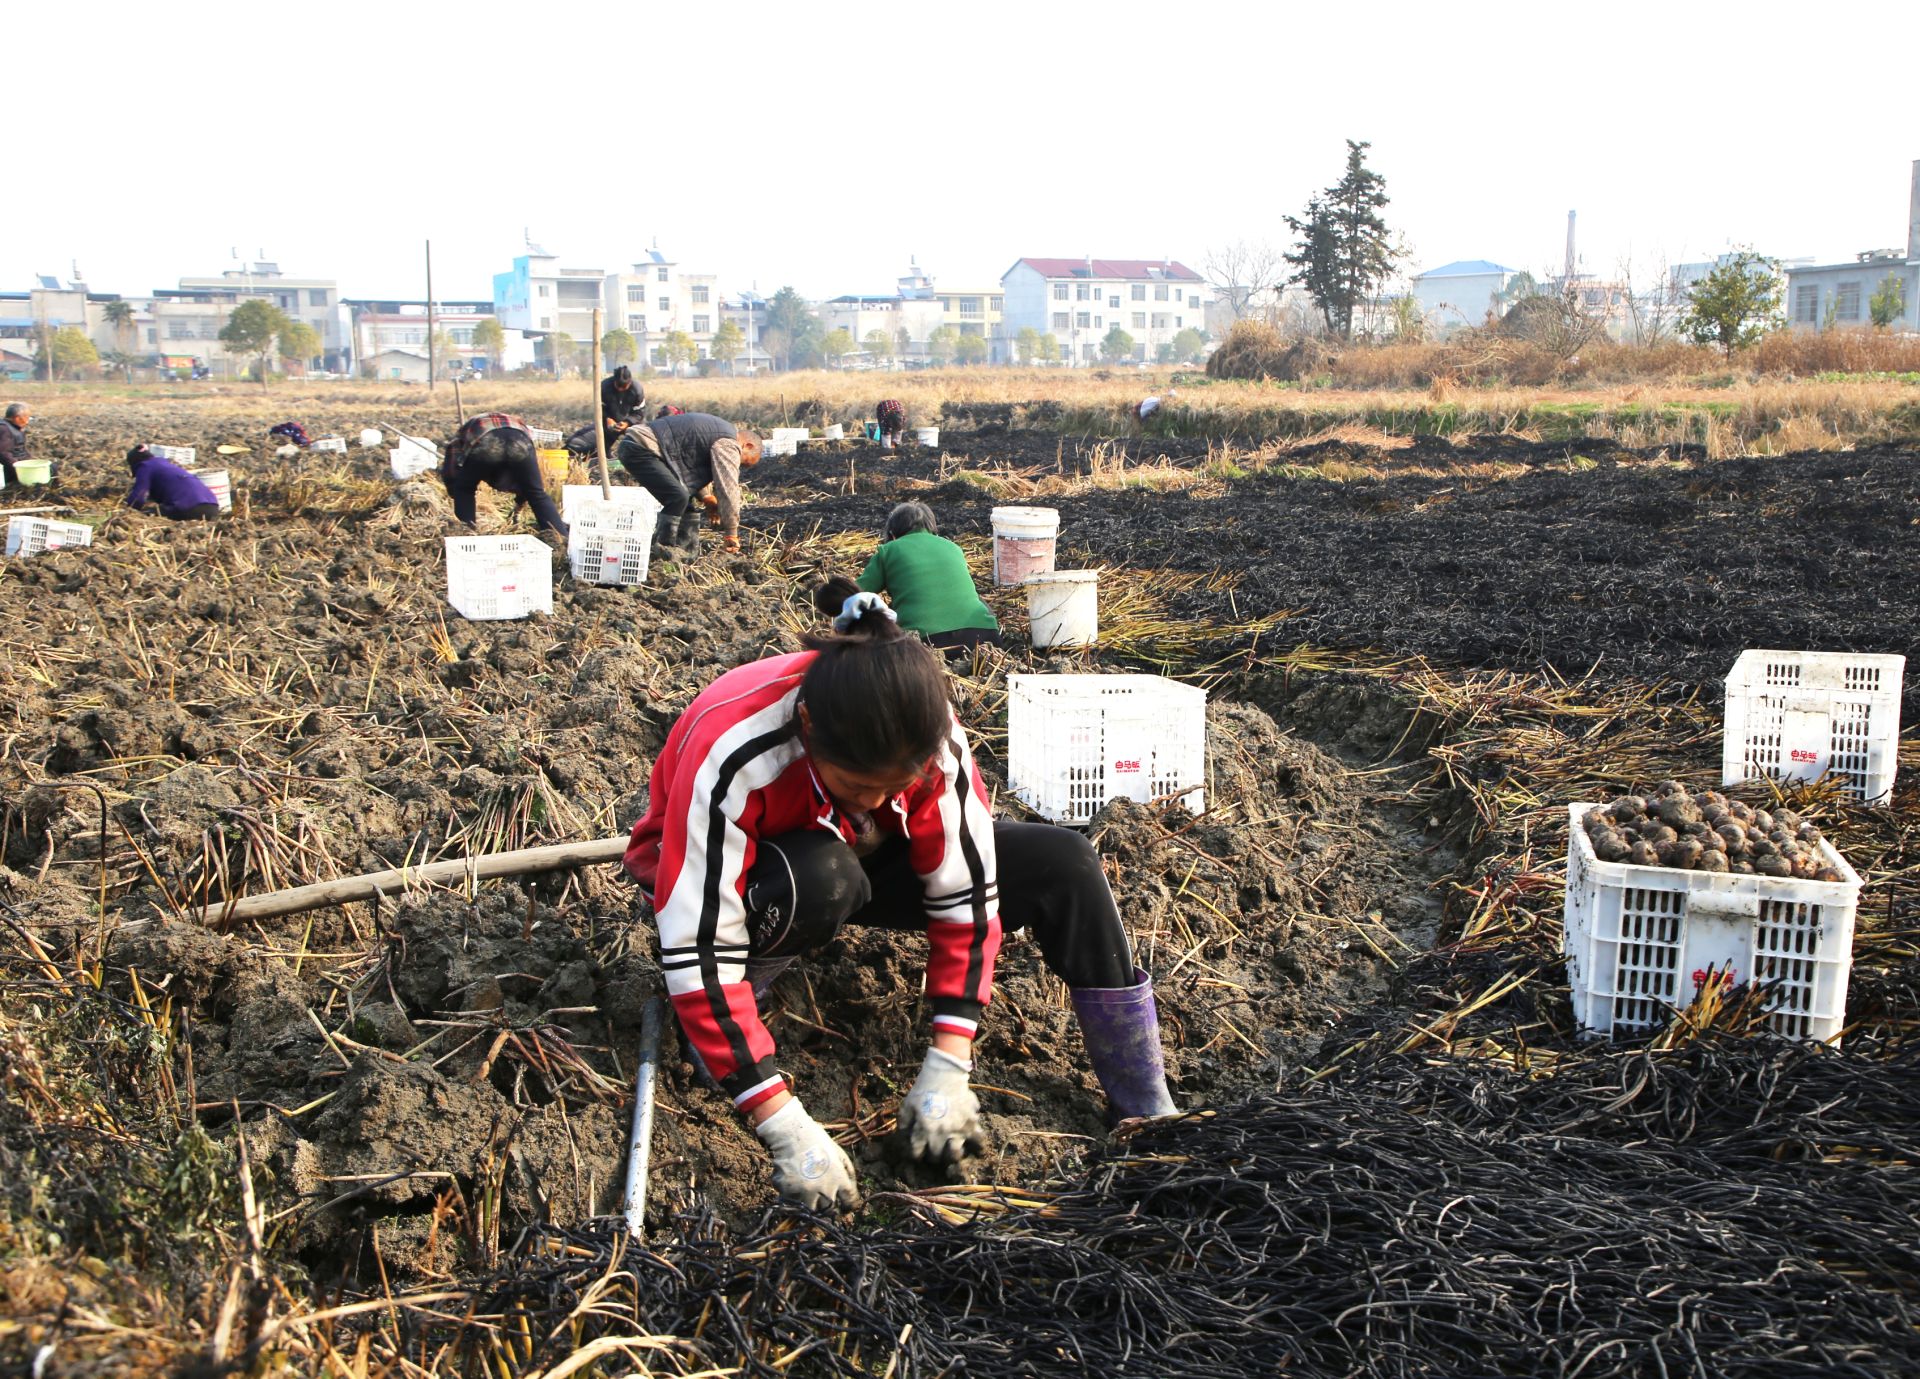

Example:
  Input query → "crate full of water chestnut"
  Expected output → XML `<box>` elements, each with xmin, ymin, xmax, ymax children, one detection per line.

<box><xmin>1564</xmin><ymin>783</ymin><xmax>1860</xmax><ymax>1044</ymax></box>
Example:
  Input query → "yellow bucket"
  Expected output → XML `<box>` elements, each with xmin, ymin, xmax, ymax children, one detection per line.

<box><xmin>538</xmin><ymin>448</ymin><xmax>571</xmax><ymax>484</ymax></box>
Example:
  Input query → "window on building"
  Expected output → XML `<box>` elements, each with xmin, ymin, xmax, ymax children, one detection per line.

<box><xmin>1053</xmin><ymin>312</ymin><xmax>1070</xmax><ymax>329</ymax></box>
<box><xmin>1131</xmin><ymin>284</ymin><xmax>1146</xmax><ymax>301</ymax></box>
<box><xmin>540</xmin><ymin>316</ymin><xmax>551</xmax><ymax>329</ymax></box>
<box><xmin>656</xmin><ymin>267</ymin><xmax>669</xmax><ymax>282</ymax></box>
<box><xmin>658</xmin><ymin>297</ymin><xmax>670</xmax><ymax>313</ymax></box>
<box><xmin>308</xmin><ymin>289</ymin><xmax>329</xmax><ymax>307</ymax></box>
<box><xmin>692</xmin><ymin>285</ymin><xmax>709</xmax><ymax>304</ymax></box>
<box><xmin>1835</xmin><ymin>281</ymin><xmax>1862</xmax><ymax>321</ymax></box>
<box><xmin>960</xmin><ymin>297</ymin><xmax>982</xmax><ymax>317</ymax></box>
<box><xmin>1152</xmin><ymin>314</ymin><xmax>1169</xmax><ymax>330</ymax></box>
<box><xmin>1053</xmin><ymin>284</ymin><xmax>1069</xmax><ymax>300</ymax></box>
<box><xmin>693</xmin><ymin>315</ymin><xmax>710</xmax><ymax>333</ymax></box>
<box><xmin>628</xmin><ymin>314</ymin><xmax>646</xmax><ymax>332</ymax></box>
<box><xmin>1154</xmin><ymin>284</ymin><xmax>1169</xmax><ymax>301</ymax></box>
<box><xmin>1076</xmin><ymin>284</ymin><xmax>1091</xmax><ymax>300</ymax></box>
<box><xmin>1076</xmin><ymin>311</ymin><xmax>1091</xmax><ymax>329</ymax></box>
<box><xmin>627</xmin><ymin>286</ymin><xmax>644</xmax><ymax>303</ymax></box>
<box><xmin>1094</xmin><ymin>316</ymin><xmax>1103</xmax><ymax>327</ymax></box>
<box><xmin>991</xmin><ymin>297</ymin><xmax>1003</xmax><ymax>311</ymax></box>
<box><xmin>1109</xmin><ymin>296</ymin><xmax>1120</xmax><ymax>309</ymax></box>
<box><xmin>1793</xmin><ymin>285</ymin><xmax>1819</xmax><ymax>324</ymax></box>
<box><xmin>1176</xmin><ymin>317</ymin><xmax>1183</xmax><ymax>328</ymax></box>
<box><xmin>146</xmin><ymin>327</ymin><xmax>156</xmax><ymax>344</ymax></box>
<box><xmin>1132</xmin><ymin>312</ymin><xmax>1146</xmax><ymax>328</ymax></box>
<box><xmin>538</xmin><ymin>284</ymin><xmax>550</xmax><ymax>297</ymax></box>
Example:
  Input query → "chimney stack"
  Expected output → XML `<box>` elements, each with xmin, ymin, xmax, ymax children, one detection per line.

<box><xmin>1909</xmin><ymin>158</ymin><xmax>1919</xmax><ymax>261</ymax></box>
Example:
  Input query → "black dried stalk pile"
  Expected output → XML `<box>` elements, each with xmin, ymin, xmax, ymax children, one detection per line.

<box><xmin>413</xmin><ymin>1035</ymin><xmax>1920</xmax><ymax>1379</ymax></box>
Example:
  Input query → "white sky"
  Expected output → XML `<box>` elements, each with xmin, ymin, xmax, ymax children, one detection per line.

<box><xmin>11</xmin><ymin>0</ymin><xmax>1917</xmax><ymax>302</ymax></box>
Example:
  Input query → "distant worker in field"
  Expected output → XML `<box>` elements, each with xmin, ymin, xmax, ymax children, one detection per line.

<box><xmin>602</xmin><ymin>364</ymin><xmax>646</xmax><ymax>447</ymax></box>
<box><xmin>1</xmin><ymin>403</ymin><xmax>33</xmax><ymax>487</ymax></box>
<box><xmin>1134</xmin><ymin>387</ymin><xmax>1175</xmax><ymax>427</ymax></box>
<box><xmin>125</xmin><ymin>444</ymin><xmax>220</xmax><ymax>521</ymax></box>
<box><xmin>874</xmin><ymin>398</ymin><xmax>907</xmax><ymax>449</ymax></box>
<box><xmin>614</xmin><ymin>411</ymin><xmax>762</xmax><ymax>558</ymax></box>
<box><xmin>834</xmin><ymin>501</ymin><xmax>1000</xmax><ymax>661</ymax></box>
<box><xmin>443</xmin><ymin>412</ymin><xmax>568</xmax><ymax>536</ymax></box>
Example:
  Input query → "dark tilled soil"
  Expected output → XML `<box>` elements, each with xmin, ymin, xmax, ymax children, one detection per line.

<box><xmin>753</xmin><ymin>443</ymin><xmax>1920</xmax><ymax>718</ymax></box>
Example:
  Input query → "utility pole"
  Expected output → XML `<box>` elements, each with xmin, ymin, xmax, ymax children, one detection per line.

<box><xmin>425</xmin><ymin>240</ymin><xmax>436</xmax><ymax>393</ymax></box>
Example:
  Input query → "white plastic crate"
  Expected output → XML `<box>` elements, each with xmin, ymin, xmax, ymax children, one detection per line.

<box><xmin>1722</xmin><ymin>650</ymin><xmax>1904</xmax><ymax>805</ymax></box>
<box><xmin>570</xmin><ymin>525</ymin><xmax>654</xmax><ymax>587</ymax></box>
<box><xmin>561</xmin><ymin>483</ymin><xmax>663</xmax><ymax>527</ymax></box>
<box><xmin>1007</xmin><ymin>674</ymin><xmax>1205</xmax><ymax>825</ymax></box>
<box><xmin>150</xmin><ymin>444</ymin><xmax>195</xmax><ymax>464</ymax></box>
<box><xmin>1563</xmin><ymin>803</ymin><xmax>1861</xmax><ymax>1044</ymax></box>
<box><xmin>387</xmin><ymin>447</ymin><xmax>437</xmax><ymax>485</ymax></box>
<box><xmin>6</xmin><ymin>517</ymin><xmax>94</xmax><ymax>557</ymax></box>
<box><xmin>527</xmin><ymin>426</ymin><xmax>564</xmax><ymax>446</ymax></box>
<box><xmin>198</xmin><ymin>469</ymin><xmax>233</xmax><ymax>512</ymax></box>
<box><xmin>444</xmin><ymin>535</ymin><xmax>553</xmax><ymax>620</ymax></box>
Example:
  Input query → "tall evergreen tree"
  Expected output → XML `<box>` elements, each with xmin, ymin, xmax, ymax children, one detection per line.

<box><xmin>1284</xmin><ymin>140</ymin><xmax>1398</xmax><ymax>338</ymax></box>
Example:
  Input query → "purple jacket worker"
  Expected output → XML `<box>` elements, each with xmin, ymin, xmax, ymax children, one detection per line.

<box><xmin>126</xmin><ymin>446</ymin><xmax>220</xmax><ymax>520</ymax></box>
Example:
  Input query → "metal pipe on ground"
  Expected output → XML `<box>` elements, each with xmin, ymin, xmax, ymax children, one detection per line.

<box><xmin>623</xmin><ymin>997</ymin><xmax>666</xmax><ymax>1239</ymax></box>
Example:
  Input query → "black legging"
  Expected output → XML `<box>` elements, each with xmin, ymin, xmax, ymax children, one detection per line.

<box><xmin>160</xmin><ymin>502</ymin><xmax>220</xmax><ymax>521</ymax></box>
<box><xmin>926</xmin><ymin>628</ymin><xmax>1002</xmax><ymax>661</ymax></box>
<box><xmin>446</xmin><ymin>453</ymin><xmax>567</xmax><ymax>534</ymax></box>
<box><xmin>740</xmin><ymin>822</ymin><xmax>1132</xmax><ymax>990</ymax></box>
<box><xmin>617</xmin><ymin>442</ymin><xmax>690</xmax><ymax>521</ymax></box>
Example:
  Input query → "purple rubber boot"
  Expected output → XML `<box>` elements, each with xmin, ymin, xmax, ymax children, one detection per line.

<box><xmin>1070</xmin><ymin>966</ymin><xmax>1180</xmax><ymax>1122</ymax></box>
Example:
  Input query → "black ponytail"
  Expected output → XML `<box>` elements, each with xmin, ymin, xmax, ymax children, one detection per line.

<box><xmin>800</xmin><ymin>582</ymin><xmax>950</xmax><ymax>775</ymax></box>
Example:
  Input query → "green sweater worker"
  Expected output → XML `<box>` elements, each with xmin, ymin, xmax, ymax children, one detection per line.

<box><xmin>849</xmin><ymin>502</ymin><xmax>1001</xmax><ymax>659</ymax></box>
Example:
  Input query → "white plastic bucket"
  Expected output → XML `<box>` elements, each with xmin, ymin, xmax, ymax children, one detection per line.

<box><xmin>916</xmin><ymin>426</ymin><xmax>940</xmax><ymax>447</ymax></box>
<box><xmin>1025</xmin><ymin>571</ymin><xmax>1098</xmax><ymax>649</ymax></box>
<box><xmin>201</xmin><ymin>469</ymin><xmax>233</xmax><ymax>512</ymax></box>
<box><xmin>823</xmin><ymin>424</ymin><xmax>845</xmax><ymax>441</ymax></box>
<box><xmin>359</xmin><ymin>428</ymin><xmax>384</xmax><ymax>448</ymax></box>
<box><xmin>991</xmin><ymin>505</ymin><xmax>1059</xmax><ymax>586</ymax></box>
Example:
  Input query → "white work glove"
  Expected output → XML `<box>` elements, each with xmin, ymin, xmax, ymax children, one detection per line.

<box><xmin>897</xmin><ymin>1046</ymin><xmax>983</xmax><ymax>1166</ymax></box>
<box><xmin>753</xmin><ymin>1098</ymin><xmax>860</xmax><ymax>1210</ymax></box>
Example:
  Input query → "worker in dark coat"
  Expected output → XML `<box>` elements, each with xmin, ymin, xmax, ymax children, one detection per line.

<box><xmin>601</xmin><ymin>365</ymin><xmax>646</xmax><ymax>449</ymax></box>
<box><xmin>614</xmin><ymin>412</ymin><xmax>762</xmax><ymax>557</ymax></box>
<box><xmin>1</xmin><ymin>403</ymin><xmax>32</xmax><ymax>487</ymax></box>
<box><xmin>443</xmin><ymin>413</ymin><xmax>568</xmax><ymax>535</ymax></box>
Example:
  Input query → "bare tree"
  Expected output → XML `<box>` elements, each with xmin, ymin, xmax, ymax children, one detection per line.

<box><xmin>1618</xmin><ymin>250</ymin><xmax>1683</xmax><ymax>347</ymax></box>
<box><xmin>1204</xmin><ymin>240</ymin><xmax>1287</xmax><ymax>321</ymax></box>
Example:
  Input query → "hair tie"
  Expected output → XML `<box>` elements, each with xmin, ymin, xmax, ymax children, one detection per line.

<box><xmin>835</xmin><ymin>591</ymin><xmax>897</xmax><ymax>633</ymax></box>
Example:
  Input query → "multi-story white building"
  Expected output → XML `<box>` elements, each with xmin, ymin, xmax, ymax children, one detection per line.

<box><xmin>1000</xmin><ymin>257</ymin><xmax>1209</xmax><ymax>364</ymax></box>
<box><xmin>347</xmin><ymin>299</ymin><xmax>532</xmax><ymax>381</ymax></box>
<box><xmin>494</xmin><ymin>242</ymin><xmax>724</xmax><ymax>371</ymax></box>
<box><xmin>167</xmin><ymin>263</ymin><xmax>350</xmax><ymax>372</ymax></box>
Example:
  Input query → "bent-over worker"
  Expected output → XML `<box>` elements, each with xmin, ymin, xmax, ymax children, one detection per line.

<box><xmin>874</xmin><ymin>398</ymin><xmax>907</xmax><ymax>449</ymax></box>
<box><xmin>838</xmin><ymin>501</ymin><xmax>1000</xmax><ymax>660</ymax></box>
<box><xmin>126</xmin><ymin>444</ymin><xmax>220</xmax><ymax>520</ymax></box>
<box><xmin>614</xmin><ymin>411</ymin><xmax>761</xmax><ymax>557</ymax></box>
<box><xmin>623</xmin><ymin>593</ymin><xmax>1178</xmax><ymax>1209</ymax></box>
<box><xmin>443</xmin><ymin>412</ymin><xmax>567</xmax><ymax>535</ymax></box>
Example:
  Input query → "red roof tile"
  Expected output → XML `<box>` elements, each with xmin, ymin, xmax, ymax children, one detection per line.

<box><xmin>1009</xmin><ymin>257</ymin><xmax>1204</xmax><ymax>283</ymax></box>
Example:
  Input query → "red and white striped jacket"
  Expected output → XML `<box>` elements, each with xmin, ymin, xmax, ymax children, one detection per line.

<box><xmin>624</xmin><ymin>651</ymin><xmax>1002</xmax><ymax>1113</ymax></box>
